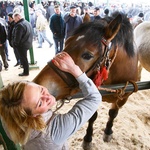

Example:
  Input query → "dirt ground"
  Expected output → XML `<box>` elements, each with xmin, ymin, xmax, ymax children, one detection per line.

<box><xmin>0</xmin><ymin>40</ymin><xmax>150</xmax><ymax>150</ymax></box>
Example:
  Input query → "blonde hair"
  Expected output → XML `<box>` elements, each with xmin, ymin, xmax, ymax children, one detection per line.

<box><xmin>0</xmin><ymin>81</ymin><xmax>46</xmax><ymax>145</ymax></box>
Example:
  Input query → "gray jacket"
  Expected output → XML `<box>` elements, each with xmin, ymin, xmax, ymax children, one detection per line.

<box><xmin>15</xmin><ymin>73</ymin><xmax>102</xmax><ymax>150</ymax></box>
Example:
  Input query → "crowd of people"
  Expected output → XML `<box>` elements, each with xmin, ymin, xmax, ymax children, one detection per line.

<box><xmin>0</xmin><ymin>0</ymin><xmax>148</xmax><ymax>76</ymax></box>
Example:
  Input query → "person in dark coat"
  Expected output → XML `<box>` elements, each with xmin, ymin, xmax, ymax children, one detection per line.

<box><xmin>12</xmin><ymin>9</ymin><xmax>33</xmax><ymax>76</ymax></box>
<box><xmin>49</xmin><ymin>5</ymin><xmax>65</xmax><ymax>54</ymax></box>
<box><xmin>46</xmin><ymin>1</ymin><xmax>55</xmax><ymax>22</ymax></box>
<box><xmin>91</xmin><ymin>7</ymin><xmax>101</xmax><ymax>21</ymax></box>
<box><xmin>64</xmin><ymin>5</ymin><xmax>82</xmax><ymax>40</ymax></box>
<box><xmin>0</xmin><ymin>17</ymin><xmax>9</xmax><ymax>70</ymax></box>
<box><xmin>7</xmin><ymin>12</ymin><xmax>21</xmax><ymax>67</ymax></box>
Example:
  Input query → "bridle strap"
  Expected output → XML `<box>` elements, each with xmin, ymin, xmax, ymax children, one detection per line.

<box><xmin>86</xmin><ymin>37</ymin><xmax>111</xmax><ymax>75</ymax></box>
<box><xmin>48</xmin><ymin>61</ymin><xmax>79</xmax><ymax>88</ymax></box>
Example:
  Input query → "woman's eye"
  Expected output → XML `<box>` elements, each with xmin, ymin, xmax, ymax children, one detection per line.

<box><xmin>39</xmin><ymin>101</ymin><xmax>42</xmax><ymax>107</ymax></box>
<box><xmin>41</xmin><ymin>87</ymin><xmax>44</xmax><ymax>94</ymax></box>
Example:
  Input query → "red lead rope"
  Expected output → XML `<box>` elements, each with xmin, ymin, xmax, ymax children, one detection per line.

<box><xmin>93</xmin><ymin>66</ymin><xmax>108</xmax><ymax>87</ymax></box>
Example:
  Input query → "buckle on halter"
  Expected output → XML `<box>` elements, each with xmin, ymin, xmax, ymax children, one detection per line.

<box><xmin>101</xmin><ymin>37</ymin><xmax>107</xmax><ymax>46</ymax></box>
<box><xmin>101</xmin><ymin>37</ymin><xmax>112</xmax><ymax>50</ymax></box>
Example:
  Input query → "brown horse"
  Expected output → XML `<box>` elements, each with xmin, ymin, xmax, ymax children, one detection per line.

<box><xmin>33</xmin><ymin>12</ymin><xmax>138</xmax><ymax>148</ymax></box>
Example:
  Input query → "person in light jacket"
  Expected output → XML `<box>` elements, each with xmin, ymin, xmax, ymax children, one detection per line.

<box><xmin>0</xmin><ymin>17</ymin><xmax>9</xmax><ymax>70</ymax></box>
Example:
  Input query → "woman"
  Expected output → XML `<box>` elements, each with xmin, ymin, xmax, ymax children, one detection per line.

<box><xmin>0</xmin><ymin>52</ymin><xmax>102</xmax><ymax>150</ymax></box>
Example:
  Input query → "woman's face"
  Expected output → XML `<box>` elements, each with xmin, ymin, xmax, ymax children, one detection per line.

<box><xmin>22</xmin><ymin>82</ymin><xmax>56</xmax><ymax>116</ymax></box>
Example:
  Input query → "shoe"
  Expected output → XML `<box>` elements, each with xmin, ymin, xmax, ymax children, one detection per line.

<box><xmin>49</xmin><ymin>43</ymin><xmax>53</xmax><ymax>48</ymax></box>
<box><xmin>18</xmin><ymin>73</ymin><xmax>29</xmax><ymax>76</ymax></box>
<box><xmin>14</xmin><ymin>62</ymin><xmax>20</xmax><ymax>67</ymax></box>
<box><xmin>5</xmin><ymin>67</ymin><xmax>8</xmax><ymax>71</ymax></box>
<box><xmin>37</xmin><ymin>46</ymin><xmax>42</xmax><ymax>48</ymax></box>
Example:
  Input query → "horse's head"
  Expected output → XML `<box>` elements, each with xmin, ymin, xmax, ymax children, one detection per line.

<box><xmin>33</xmin><ymin>13</ymin><xmax>124</xmax><ymax>100</ymax></box>
<box><xmin>63</xmin><ymin>13</ymin><xmax>122</xmax><ymax>85</ymax></box>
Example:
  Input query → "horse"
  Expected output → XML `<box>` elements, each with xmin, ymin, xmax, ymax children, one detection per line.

<box><xmin>33</xmin><ymin>12</ymin><xmax>138</xmax><ymax>149</ymax></box>
<box><xmin>134</xmin><ymin>21</ymin><xmax>150</xmax><ymax>80</ymax></box>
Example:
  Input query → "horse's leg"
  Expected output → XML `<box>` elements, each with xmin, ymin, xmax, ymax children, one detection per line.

<box><xmin>137</xmin><ymin>61</ymin><xmax>143</xmax><ymax>81</ymax></box>
<box><xmin>103</xmin><ymin>96</ymin><xmax>129</xmax><ymax>142</ymax></box>
<box><xmin>103</xmin><ymin>103</ymin><xmax>119</xmax><ymax>142</ymax></box>
<box><xmin>82</xmin><ymin>111</ymin><xmax>98</xmax><ymax>150</ymax></box>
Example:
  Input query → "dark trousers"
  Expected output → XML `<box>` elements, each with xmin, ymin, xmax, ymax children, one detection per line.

<box><xmin>17</xmin><ymin>47</ymin><xmax>29</xmax><ymax>74</ymax></box>
<box><xmin>13</xmin><ymin>48</ymin><xmax>21</xmax><ymax>64</ymax></box>
<box><xmin>0</xmin><ymin>43</ymin><xmax>9</xmax><ymax>69</ymax></box>
<box><xmin>53</xmin><ymin>37</ymin><xmax>64</xmax><ymax>54</ymax></box>
<box><xmin>4</xmin><ymin>40</ymin><xmax>9</xmax><ymax>59</ymax></box>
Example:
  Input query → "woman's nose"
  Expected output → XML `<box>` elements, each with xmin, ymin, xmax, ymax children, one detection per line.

<box><xmin>41</xmin><ymin>95</ymin><xmax>49</xmax><ymax>101</ymax></box>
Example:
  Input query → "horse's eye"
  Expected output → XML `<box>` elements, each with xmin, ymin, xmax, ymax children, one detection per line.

<box><xmin>81</xmin><ymin>53</ymin><xmax>93</xmax><ymax>60</ymax></box>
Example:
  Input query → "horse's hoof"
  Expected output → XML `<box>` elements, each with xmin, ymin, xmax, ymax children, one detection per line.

<box><xmin>103</xmin><ymin>133</ymin><xmax>113</xmax><ymax>142</ymax></box>
<box><xmin>82</xmin><ymin>141</ymin><xmax>98</xmax><ymax>150</ymax></box>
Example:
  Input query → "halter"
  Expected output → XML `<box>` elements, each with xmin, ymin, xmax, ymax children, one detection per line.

<box><xmin>48</xmin><ymin>37</ymin><xmax>113</xmax><ymax>89</ymax></box>
<box><xmin>48</xmin><ymin>60</ymin><xmax>79</xmax><ymax>88</ymax></box>
<box><xmin>86</xmin><ymin>37</ymin><xmax>112</xmax><ymax>75</ymax></box>
<box><xmin>86</xmin><ymin>37</ymin><xmax>113</xmax><ymax>87</ymax></box>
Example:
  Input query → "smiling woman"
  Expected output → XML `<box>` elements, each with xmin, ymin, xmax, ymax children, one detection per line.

<box><xmin>22</xmin><ymin>82</ymin><xmax>56</xmax><ymax>116</ymax></box>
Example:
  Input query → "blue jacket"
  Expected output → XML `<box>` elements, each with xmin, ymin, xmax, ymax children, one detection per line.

<box><xmin>49</xmin><ymin>13</ymin><xmax>65</xmax><ymax>39</ymax></box>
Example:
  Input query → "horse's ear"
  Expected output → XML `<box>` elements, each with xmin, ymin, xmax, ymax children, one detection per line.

<box><xmin>104</xmin><ymin>14</ymin><xmax>122</xmax><ymax>41</ymax></box>
<box><xmin>83</xmin><ymin>13</ymin><xmax>91</xmax><ymax>23</ymax></box>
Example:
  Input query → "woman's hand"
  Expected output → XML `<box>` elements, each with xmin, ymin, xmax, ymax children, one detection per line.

<box><xmin>52</xmin><ymin>52</ymin><xmax>83</xmax><ymax>78</ymax></box>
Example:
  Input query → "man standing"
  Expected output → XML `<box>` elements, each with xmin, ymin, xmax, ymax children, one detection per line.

<box><xmin>49</xmin><ymin>5</ymin><xmax>65</xmax><ymax>54</ymax></box>
<box><xmin>64</xmin><ymin>5</ymin><xmax>82</xmax><ymax>40</ymax></box>
<box><xmin>12</xmin><ymin>9</ymin><xmax>33</xmax><ymax>76</ymax></box>
<box><xmin>7</xmin><ymin>12</ymin><xmax>21</xmax><ymax>67</ymax></box>
<box><xmin>0</xmin><ymin>17</ymin><xmax>9</xmax><ymax>70</ymax></box>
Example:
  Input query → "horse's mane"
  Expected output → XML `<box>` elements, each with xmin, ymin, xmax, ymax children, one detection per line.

<box><xmin>72</xmin><ymin>11</ymin><xmax>135</xmax><ymax>57</ymax></box>
<box><xmin>72</xmin><ymin>21</ymin><xmax>105</xmax><ymax>49</ymax></box>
